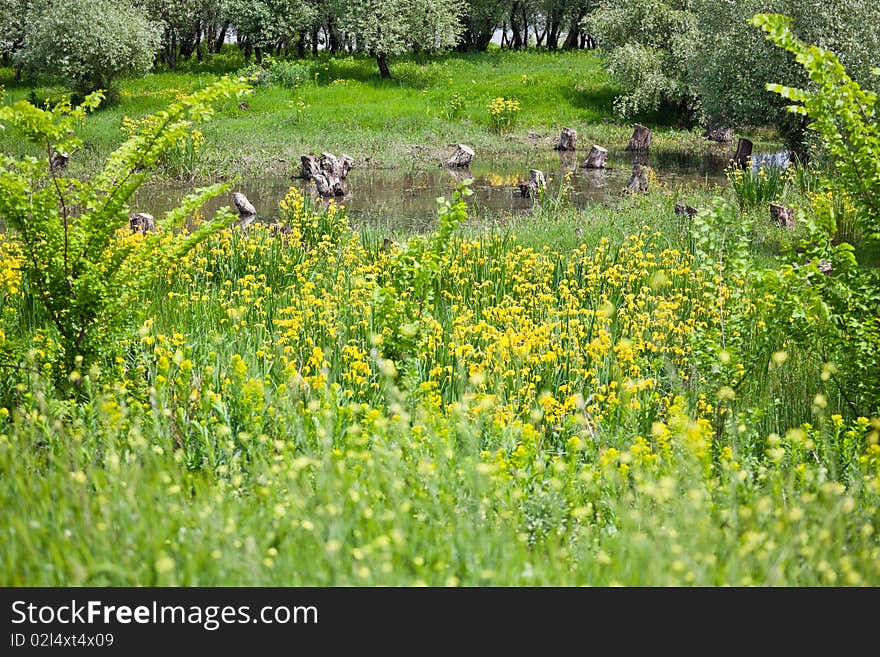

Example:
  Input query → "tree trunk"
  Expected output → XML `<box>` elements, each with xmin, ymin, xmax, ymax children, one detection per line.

<box><xmin>547</xmin><ymin>20</ymin><xmax>560</xmax><ymax>50</ymax></box>
<box><xmin>377</xmin><ymin>53</ymin><xmax>392</xmax><ymax>79</ymax></box>
<box><xmin>129</xmin><ymin>213</ymin><xmax>156</xmax><ymax>234</ymax></box>
<box><xmin>626</xmin><ymin>124</ymin><xmax>653</xmax><ymax>151</ymax></box>
<box><xmin>625</xmin><ymin>165</ymin><xmax>651</xmax><ymax>193</ymax></box>
<box><xmin>582</xmin><ymin>145</ymin><xmax>608</xmax><ymax>169</ymax></box>
<box><xmin>215</xmin><ymin>24</ymin><xmax>229</xmax><ymax>54</ymax></box>
<box><xmin>556</xmin><ymin>128</ymin><xmax>578</xmax><ymax>151</ymax></box>
<box><xmin>674</xmin><ymin>203</ymin><xmax>698</xmax><ymax>217</ymax></box>
<box><xmin>328</xmin><ymin>20</ymin><xmax>343</xmax><ymax>53</ymax></box>
<box><xmin>733</xmin><ymin>138</ymin><xmax>753</xmax><ymax>169</ymax></box>
<box><xmin>770</xmin><ymin>202</ymin><xmax>796</xmax><ymax>230</ymax></box>
<box><xmin>444</xmin><ymin>144</ymin><xmax>475</xmax><ymax>168</ymax></box>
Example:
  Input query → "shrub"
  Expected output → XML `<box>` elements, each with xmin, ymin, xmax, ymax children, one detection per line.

<box><xmin>692</xmin><ymin>0</ymin><xmax>880</xmax><ymax>146</ymax></box>
<box><xmin>19</xmin><ymin>0</ymin><xmax>161</xmax><ymax>98</ymax></box>
<box><xmin>0</xmin><ymin>77</ymin><xmax>250</xmax><ymax>390</ymax></box>
<box><xmin>588</xmin><ymin>0</ymin><xmax>699</xmax><ymax>120</ymax></box>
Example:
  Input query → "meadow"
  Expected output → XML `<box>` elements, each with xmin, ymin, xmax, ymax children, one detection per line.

<box><xmin>0</xmin><ymin>44</ymin><xmax>878</xmax><ymax>586</ymax></box>
<box><xmin>0</xmin><ymin>48</ymin><xmax>771</xmax><ymax>183</ymax></box>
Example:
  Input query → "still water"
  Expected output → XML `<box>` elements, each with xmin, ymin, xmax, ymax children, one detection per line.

<box><xmin>133</xmin><ymin>146</ymin><xmax>782</xmax><ymax>232</ymax></box>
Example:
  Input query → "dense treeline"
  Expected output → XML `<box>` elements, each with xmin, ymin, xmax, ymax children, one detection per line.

<box><xmin>0</xmin><ymin>0</ymin><xmax>598</xmax><ymax>72</ymax></box>
<box><xmin>2</xmin><ymin>0</ymin><xmax>878</xmax><ymax>141</ymax></box>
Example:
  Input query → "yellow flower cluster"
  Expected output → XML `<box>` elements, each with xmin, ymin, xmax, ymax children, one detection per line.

<box><xmin>486</xmin><ymin>97</ymin><xmax>520</xmax><ymax>133</ymax></box>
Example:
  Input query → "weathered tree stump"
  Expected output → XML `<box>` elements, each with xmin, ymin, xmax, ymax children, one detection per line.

<box><xmin>444</xmin><ymin>144</ymin><xmax>475</xmax><ymax>168</ymax></box>
<box><xmin>238</xmin><ymin>101</ymin><xmax>250</xmax><ymax>111</ymax></box>
<box><xmin>818</xmin><ymin>259</ymin><xmax>833</xmax><ymax>275</ymax></box>
<box><xmin>129</xmin><ymin>212</ymin><xmax>155</xmax><ymax>234</ymax></box>
<box><xmin>674</xmin><ymin>203</ymin><xmax>698</xmax><ymax>217</ymax></box>
<box><xmin>625</xmin><ymin>124</ymin><xmax>653</xmax><ymax>152</ymax></box>
<box><xmin>770</xmin><ymin>202</ymin><xmax>795</xmax><ymax>230</ymax></box>
<box><xmin>232</xmin><ymin>192</ymin><xmax>257</xmax><ymax>216</ymax></box>
<box><xmin>582</xmin><ymin>145</ymin><xmax>608</xmax><ymax>169</ymax></box>
<box><xmin>299</xmin><ymin>152</ymin><xmax>354</xmax><ymax>197</ymax></box>
<box><xmin>733</xmin><ymin>138</ymin><xmax>753</xmax><ymax>169</ymax></box>
<box><xmin>555</xmin><ymin>128</ymin><xmax>577</xmax><ymax>151</ymax></box>
<box><xmin>518</xmin><ymin>169</ymin><xmax>547</xmax><ymax>198</ymax></box>
<box><xmin>625</xmin><ymin>164</ymin><xmax>650</xmax><ymax>193</ymax></box>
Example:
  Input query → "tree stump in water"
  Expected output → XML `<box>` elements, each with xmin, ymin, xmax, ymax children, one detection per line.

<box><xmin>232</xmin><ymin>192</ymin><xmax>257</xmax><ymax>216</ymax></box>
<box><xmin>129</xmin><ymin>212</ymin><xmax>155</xmax><ymax>234</ymax></box>
<box><xmin>582</xmin><ymin>145</ymin><xmax>608</xmax><ymax>169</ymax></box>
<box><xmin>704</xmin><ymin>126</ymin><xmax>734</xmax><ymax>143</ymax></box>
<box><xmin>770</xmin><ymin>202</ymin><xmax>795</xmax><ymax>230</ymax></box>
<box><xmin>626</xmin><ymin>124</ymin><xmax>653</xmax><ymax>151</ymax></box>
<box><xmin>444</xmin><ymin>144</ymin><xmax>474</xmax><ymax>168</ymax></box>
<box><xmin>625</xmin><ymin>165</ymin><xmax>650</xmax><ymax>193</ymax></box>
<box><xmin>519</xmin><ymin>169</ymin><xmax>547</xmax><ymax>198</ymax></box>
<box><xmin>555</xmin><ymin>128</ymin><xmax>577</xmax><ymax>151</ymax></box>
<box><xmin>733</xmin><ymin>138</ymin><xmax>753</xmax><ymax>169</ymax></box>
<box><xmin>300</xmin><ymin>152</ymin><xmax>354</xmax><ymax>197</ymax></box>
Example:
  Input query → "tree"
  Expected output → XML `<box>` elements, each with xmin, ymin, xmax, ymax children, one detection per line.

<box><xmin>0</xmin><ymin>78</ymin><xmax>249</xmax><ymax>386</ymax></box>
<box><xmin>19</xmin><ymin>0</ymin><xmax>161</xmax><ymax>98</ymax></box>
<box><xmin>133</xmin><ymin>1</ymin><xmax>227</xmax><ymax>68</ymax></box>
<box><xmin>457</xmin><ymin>0</ymin><xmax>506</xmax><ymax>51</ymax></box>
<box><xmin>0</xmin><ymin>0</ymin><xmax>44</xmax><ymax>77</ymax></box>
<box><xmin>335</xmin><ymin>0</ymin><xmax>465</xmax><ymax>78</ymax></box>
<box><xmin>691</xmin><ymin>0</ymin><xmax>880</xmax><ymax>146</ymax></box>
<box><xmin>223</xmin><ymin>0</ymin><xmax>315</xmax><ymax>62</ymax></box>
<box><xmin>587</xmin><ymin>0</ymin><xmax>699</xmax><ymax>119</ymax></box>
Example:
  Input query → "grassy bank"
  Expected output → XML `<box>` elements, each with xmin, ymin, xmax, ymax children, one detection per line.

<box><xmin>0</xmin><ymin>49</ymin><xmax>777</xmax><ymax>183</ymax></box>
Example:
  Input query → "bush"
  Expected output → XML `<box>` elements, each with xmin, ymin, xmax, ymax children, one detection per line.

<box><xmin>588</xmin><ymin>0</ymin><xmax>699</xmax><ymax>120</ymax></box>
<box><xmin>0</xmin><ymin>77</ymin><xmax>250</xmax><ymax>390</ymax></box>
<box><xmin>19</xmin><ymin>0</ymin><xmax>161</xmax><ymax>98</ymax></box>
<box><xmin>691</xmin><ymin>0</ymin><xmax>880</xmax><ymax>146</ymax></box>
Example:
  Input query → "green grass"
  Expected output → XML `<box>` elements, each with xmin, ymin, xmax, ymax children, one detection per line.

<box><xmin>0</xmin><ymin>49</ymin><xmax>777</xmax><ymax>183</ymax></box>
<box><xmin>1</xmin><ymin>186</ymin><xmax>878</xmax><ymax>586</ymax></box>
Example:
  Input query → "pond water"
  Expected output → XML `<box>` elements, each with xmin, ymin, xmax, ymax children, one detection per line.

<box><xmin>132</xmin><ymin>146</ymin><xmax>782</xmax><ymax>232</ymax></box>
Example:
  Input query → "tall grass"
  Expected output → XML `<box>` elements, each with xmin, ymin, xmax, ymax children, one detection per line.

<box><xmin>1</xmin><ymin>189</ymin><xmax>877</xmax><ymax>586</ymax></box>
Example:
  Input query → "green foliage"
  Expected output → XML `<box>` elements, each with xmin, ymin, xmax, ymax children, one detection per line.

<box><xmin>223</xmin><ymin>0</ymin><xmax>315</xmax><ymax>56</ymax></box>
<box><xmin>374</xmin><ymin>180</ymin><xmax>472</xmax><ymax>361</ymax></box>
<box><xmin>19</xmin><ymin>0</ymin><xmax>161</xmax><ymax>97</ymax></box>
<box><xmin>753</xmin><ymin>12</ymin><xmax>880</xmax><ymax>415</ymax></box>
<box><xmin>0</xmin><ymin>76</ymin><xmax>250</xmax><ymax>386</ymax></box>
<box><xmin>692</xmin><ymin>14</ymin><xmax>880</xmax><ymax>418</ymax></box>
<box><xmin>727</xmin><ymin>164</ymin><xmax>788</xmax><ymax>212</ymax></box>
<box><xmin>588</xmin><ymin>0</ymin><xmax>698</xmax><ymax>119</ymax></box>
<box><xmin>335</xmin><ymin>0</ymin><xmax>465</xmax><ymax>77</ymax></box>
<box><xmin>445</xmin><ymin>92</ymin><xmax>465</xmax><ymax>120</ymax></box>
<box><xmin>692</xmin><ymin>1</ymin><xmax>880</xmax><ymax>144</ymax></box>
<box><xmin>753</xmin><ymin>14</ymin><xmax>880</xmax><ymax>243</ymax></box>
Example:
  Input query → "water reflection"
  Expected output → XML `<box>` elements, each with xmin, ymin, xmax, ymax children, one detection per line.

<box><xmin>131</xmin><ymin>147</ymin><xmax>786</xmax><ymax>232</ymax></box>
